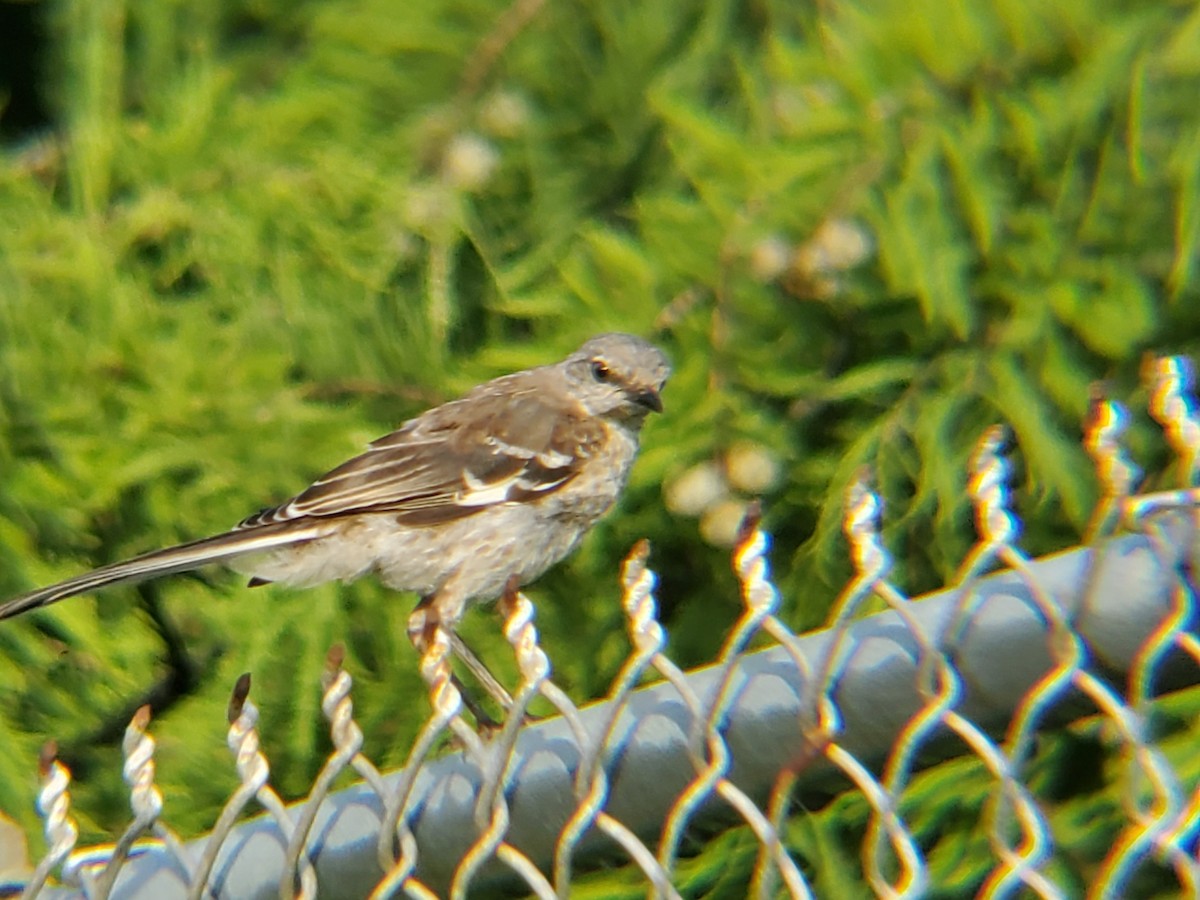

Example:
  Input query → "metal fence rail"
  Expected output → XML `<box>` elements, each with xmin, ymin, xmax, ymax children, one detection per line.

<box><xmin>10</xmin><ymin>355</ymin><xmax>1200</xmax><ymax>899</ymax></box>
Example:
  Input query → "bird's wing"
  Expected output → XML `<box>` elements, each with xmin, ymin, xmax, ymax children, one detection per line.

<box><xmin>239</xmin><ymin>380</ymin><xmax>606</xmax><ymax>528</ymax></box>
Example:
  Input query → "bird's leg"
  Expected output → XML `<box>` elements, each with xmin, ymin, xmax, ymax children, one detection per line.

<box><xmin>445</xmin><ymin>630</ymin><xmax>514</xmax><ymax>709</ymax></box>
<box><xmin>407</xmin><ymin>594</ymin><xmax>513</xmax><ymax>726</ymax></box>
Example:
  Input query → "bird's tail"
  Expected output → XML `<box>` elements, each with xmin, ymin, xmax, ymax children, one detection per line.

<box><xmin>0</xmin><ymin>522</ymin><xmax>330</xmax><ymax>620</ymax></box>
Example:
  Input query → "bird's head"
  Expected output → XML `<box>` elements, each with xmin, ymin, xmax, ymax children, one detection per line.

<box><xmin>565</xmin><ymin>333</ymin><xmax>671</xmax><ymax>423</ymax></box>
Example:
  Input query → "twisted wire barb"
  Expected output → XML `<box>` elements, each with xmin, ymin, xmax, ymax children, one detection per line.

<box><xmin>830</xmin><ymin>462</ymin><xmax>1055</xmax><ymax>898</ymax></box>
<box><xmin>88</xmin><ymin>706</ymin><xmax>191</xmax><ymax>900</ymax></box>
<box><xmin>22</xmin><ymin>743</ymin><xmax>79</xmax><ymax>900</ymax></box>
<box><xmin>1128</xmin><ymin>357</ymin><xmax>1200</xmax><ymax>523</ymax></box>
<box><xmin>1134</xmin><ymin>352</ymin><xmax>1200</xmax><ymax>732</ymax></box>
<box><xmin>1084</xmin><ymin>389</ymin><xmax>1141</xmax><ymax>540</ymax></box>
<box><xmin>657</xmin><ymin>504</ymin><xmax>811</xmax><ymax>899</ymax></box>
<box><xmin>807</xmin><ymin>474</ymin><xmax>892</xmax><ymax>703</ymax></box>
<box><xmin>729</xmin><ymin>509</ymin><xmax>812</xmax><ymax>900</ymax></box>
<box><xmin>187</xmin><ymin>676</ymin><xmax>317</xmax><ymax>900</ymax></box>
<box><xmin>969</xmin><ymin>425</ymin><xmax>1020</xmax><ymax>547</ymax></box>
<box><xmin>122</xmin><ymin>706</ymin><xmax>162</xmax><ymax>825</ymax></box>
<box><xmin>815</xmin><ymin>474</ymin><xmax>923</xmax><ymax>897</ymax></box>
<box><xmin>461</xmin><ymin>572</ymin><xmax>683</xmax><ymax>900</ymax></box>
<box><xmin>963</xmin><ymin>425</ymin><xmax>1184</xmax><ymax>898</ymax></box>
<box><xmin>1147</xmin><ymin>355</ymin><xmax>1200</xmax><ymax>481</ymax></box>
<box><xmin>553</xmin><ymin>541</ymin><xmax>679</xmax><ymax>900</ymax></box>
<box><xmin>1098</xmin><ymin>355</ymin><xmax>1200</xmax><ymax>894</ymax></box>
<box><xmin>1138</xmin><ymin>359</ymin><xmax>1200</xmax><ymax>891</ymax></box>
<box><xmin>952</xmin><ymin>435</ymin><xmax>1058</xmax><ymax>898</ymax></box>
<box><xmin>946</xmin><ymin>426</ymin><xmax>1025</xmax><ymax>617</ymax></box>
<box><xmin>283</xmin><ymin>645</ymin><xmax>389</xmax><ymax>899</ymax></box>
<box><xmin>451</xmin><ymin>581</ymin><xmax>553</xmax><ymax>900</ymax></box>
<box><xmin>565</xmin><ymin>542</ymin><xmax>661</xmax><ymax>832</ymax></box>
<box><xmin>372</xmin><ymin>626</ymin><xmax>462</xmax><ymax>898</ymax></box>
<box><xmin>187</xmin><ymin>675</ymin><xmax>263</xmax><ymax>899</ymax></box>
<box><xmin>836</xmin><ymin>475</ymin><xmax>929</xmax><ymax>898</ymax></box>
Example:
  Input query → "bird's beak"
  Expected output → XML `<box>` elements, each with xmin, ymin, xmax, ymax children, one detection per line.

<box><xmin>634</xmin><ymin>387</ymin><xmax>664</xmax><ymax>413</ymax></box>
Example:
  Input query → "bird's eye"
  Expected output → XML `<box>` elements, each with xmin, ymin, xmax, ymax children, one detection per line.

<box><xmin>591</xmin><ymin>360</ymin><xmax>611</xmax><ymax>383</ymax></box>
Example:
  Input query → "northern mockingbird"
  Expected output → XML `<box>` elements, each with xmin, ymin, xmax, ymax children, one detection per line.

<box><xmin>0</xmin><ymin>333</ymin><xmax>670</xmax><ymax>700</ymax></box>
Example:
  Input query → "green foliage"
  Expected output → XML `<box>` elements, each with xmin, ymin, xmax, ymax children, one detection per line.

<box><xmin>1</xmin><ymin>0</ymin><xmax>1199</xmax><ymax>890</ymax></box>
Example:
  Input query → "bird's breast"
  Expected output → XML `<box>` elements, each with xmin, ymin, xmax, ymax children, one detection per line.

<box><xmin>545</xmin><ymin>423</ymin><xmax>640</xmax><ymax>525</ymax></box>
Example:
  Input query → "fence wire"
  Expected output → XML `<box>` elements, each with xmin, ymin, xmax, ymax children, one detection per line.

<box><xmin>7</xmin><ymin>354</ymin><xmax>1200</xmax><ymax>899</ymax></box>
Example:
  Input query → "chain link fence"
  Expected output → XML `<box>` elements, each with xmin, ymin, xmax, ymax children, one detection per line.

<box><xmin>7</xmin><ymin>354</ymin><xmax>1200</xmax><ymax>898</ymax></box>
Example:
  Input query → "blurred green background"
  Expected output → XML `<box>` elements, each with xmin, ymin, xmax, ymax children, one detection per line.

<box><xmin>1</xmin><ymin>0</ymin><xmax>1199</xmax><ymax>892</ymax></box>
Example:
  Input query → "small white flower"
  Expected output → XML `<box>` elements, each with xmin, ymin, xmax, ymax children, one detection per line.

<box><xmin>802</xmin><ymin>219</ymin><xmax>873</xmax><ymax>274</ymax></box>
<box><xmin>700</xmin><ymin>498</ymin><xmax>750</xmax><ymax>547</ymax></box>
<box><xmin>724</xmin><ymin>442</ymin><xmax>781</xmax><ymax>494</ymax></box>
<box><xmin>442</xmin><ymin>133</ymin><xmax>500</xmax><ymax>191</ymax></box>
<box><xmin>479</xmin><ymin>90</ymin><xmax>531</xmax><ymax>138</ymax></box>
<box><xmin>748</xmin><ymin>235</ymin><xmax>793</xmax><ymax>283</ymax></box>
<box><xmin>665</xmin><ymin>461</ymin><xmax>729</xmax><ymax>517</ymax></box>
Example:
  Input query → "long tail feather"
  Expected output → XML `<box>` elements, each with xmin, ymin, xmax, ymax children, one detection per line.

<box><xmin>0</xmin><ymin>522</ymin><xmax>329</xmax><ymax>620</ymax></box>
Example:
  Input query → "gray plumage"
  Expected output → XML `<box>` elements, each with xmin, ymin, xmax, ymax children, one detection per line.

<box><xmin>0</xmin><ymin>334</ymin><xmax>670</xmax><ymax>636</ymax></box>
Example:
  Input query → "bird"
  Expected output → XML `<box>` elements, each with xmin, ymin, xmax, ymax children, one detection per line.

<box><xmin>0</xmin><ymin>333</ymin><xmax>670</xmax><ymax>705</ymax></box>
